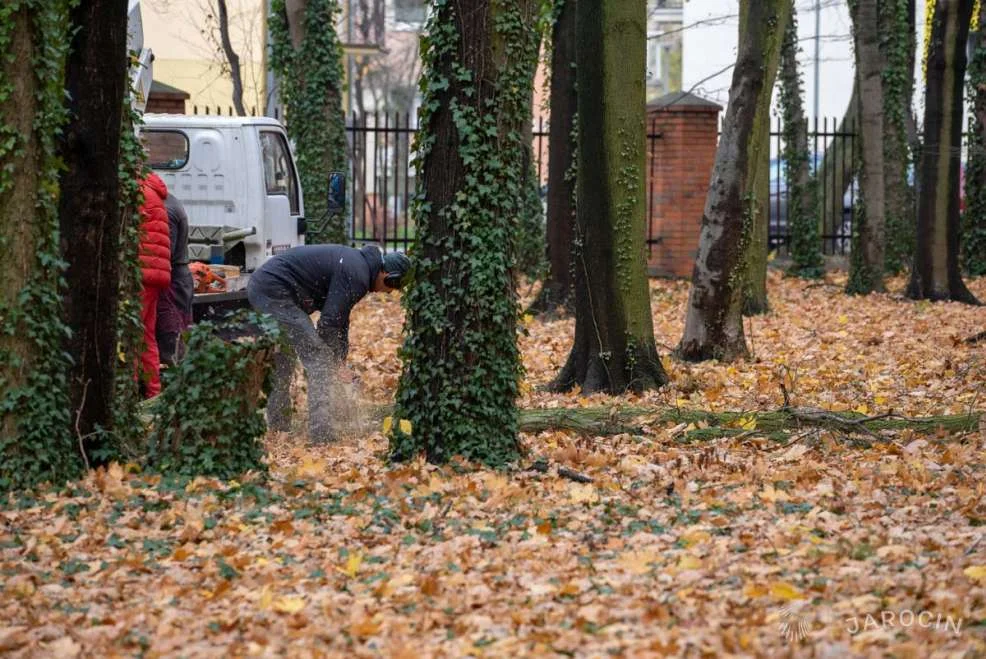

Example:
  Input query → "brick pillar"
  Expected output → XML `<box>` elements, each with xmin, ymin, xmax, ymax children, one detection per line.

<box><xmin>645</xmin><ymin>93</ymin><xmax>722</xmax><ymax>278</ymax></box>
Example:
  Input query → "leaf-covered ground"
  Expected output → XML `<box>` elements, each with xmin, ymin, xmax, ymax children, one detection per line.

<box><xmin>3</xmin><ymin>273</ymin><xmax>985</xmax><ymax>657</ymax></box>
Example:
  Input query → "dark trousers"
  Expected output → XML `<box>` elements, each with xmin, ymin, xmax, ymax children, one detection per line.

<box><xmin>247</xmin><ymin>276</ymin><xmax>338</xmax><ymax>440</ymax></box>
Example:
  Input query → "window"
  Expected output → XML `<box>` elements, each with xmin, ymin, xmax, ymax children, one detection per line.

<box><xmin>647</xmin><ymin>40</ymin><xmax>663</xmax><ymax>82</ymax></box>
<box><xmin>260</xmin><ymin>131</ymin><xmax>300</xmax><ymax>214</ymax></box>
<box><xmin>143</xmin><ymin>130</ymin><xmax>189</xmax><ymax>169</ymax></box>
<box><xmin>393</xmin><ymin>0</ymin><xmax>426</xmax><ymax>24</ymax></box>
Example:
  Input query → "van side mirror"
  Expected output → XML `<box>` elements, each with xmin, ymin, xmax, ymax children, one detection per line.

<box><xmin>328</xmin><ymin>171</ymin><xmax>346</xmax><ymax>214</ymax></box>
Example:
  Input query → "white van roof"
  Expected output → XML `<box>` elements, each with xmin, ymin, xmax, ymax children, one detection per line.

<box><xmin>143</xmin><ymin>114</ymin><xmax>287</xmax><ymax>130</ymax></box>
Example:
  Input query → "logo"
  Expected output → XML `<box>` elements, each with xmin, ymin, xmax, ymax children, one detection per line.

<box><xmin>778</xmin><ymin>605</ymin><xmax>811</xmax><ymax>642</ymax></box>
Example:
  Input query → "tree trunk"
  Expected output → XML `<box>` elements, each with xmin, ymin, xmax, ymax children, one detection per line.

<box><xmin>779</xmin><ymin>10</ymin><xmax>823</xmax><ymax>279</ymax></box>
<box><xmin>0</xmin><ymin>2</ymin><xmax>79</xmax><ymax>491</ymax></box>
<box><xmin>815</xmin><ymin>81</ymin><xmax>858</xmax><ymax>244</ymax></box>
<box><xmin>907</xmin><ymin>0</ymin><xmax>980</xmax><ymax>304</ymax></box>
<box><xmin>847</xmin><ymin>0</ymin><xmax>887</xmax><ymax>294</ymax></box>
<box><xmin>392</xmin><ymin>0</ymin><xmax>541</xmax><ymax>465</ymax></box>
<box><xmin>742</xmin><ymin>1</ymin><xmax>790</xmax><ymax>315</ymax></box>
<box><xmin>57</xmin><ymin>0</ymin><xmax>128</xmax><ymax>462</ymax></box>
<box><xmin>269</xmin><ymin>0</ymin><xmax>348</xmax><ymax>244</ymax></box>
<box><xmin>530</xmin><ymin>0</ymin><xmax>577</xmax><ymax>314</ymax></box>
<box><xmin>678</xmin><ymin>0</ymin><xmax>788</xmax><ymax>362</ymax></box>
<box><xmin>550</xmin><ymin>0</ymin><xmax>667</xmax><ymax>394</ymax></box>
<box><xmin>962</xmin><ymin>2</ymin><xmax>986</xmax><ymax>277</ymax></box>
<box><xmin>216</xmin><ymin>0</ymin><xmax>247</xmax><ymax>116</ymax></box>
<box><xmin>881</xmin><ymin>0</ymin><xmax>917</xmax><ymax>274</ymax></box>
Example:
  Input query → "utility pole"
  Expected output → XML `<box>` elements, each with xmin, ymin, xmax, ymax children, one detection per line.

<box><xmin>813</xmin><ymin>0</ymin><xmax>821</xmax><ymax>119</ymax></box>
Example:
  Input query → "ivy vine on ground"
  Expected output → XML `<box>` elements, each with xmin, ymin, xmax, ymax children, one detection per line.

<box><xmin>391</xmin><ymin>0</ymin><xmax>540</xmax><ymax>466</ymax></box>
<box><xmin>0</xmin><ymin>2</ymin><xmax>79</xmax><ymax>492</ymax></box>
<box><xmin>269</xmin><ymin>0</ymin><xmax>348</xmax><ymax>245</ymax></box>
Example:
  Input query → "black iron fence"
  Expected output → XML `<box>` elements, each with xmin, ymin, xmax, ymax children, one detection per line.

<box><xmin>344</xmin><ymin>111</ymin><xmax>862</xmax><ymax>258</ymax></box>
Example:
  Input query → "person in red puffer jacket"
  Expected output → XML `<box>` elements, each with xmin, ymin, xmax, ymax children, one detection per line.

<box><xmin>138</xmin><ymin>172</ymin><xmax>172</xmax><ymax>397</ymax></box>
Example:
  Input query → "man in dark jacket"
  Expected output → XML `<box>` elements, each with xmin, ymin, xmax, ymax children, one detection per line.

<box><xmin>247</xmin><ymin>244</ymin><xmax>411</xmax><ymax>441</ymax></box>
<box><xmin>156</xmin><ymin>193</ymin><xmax>195</xmax><ymax>366</ymax></box>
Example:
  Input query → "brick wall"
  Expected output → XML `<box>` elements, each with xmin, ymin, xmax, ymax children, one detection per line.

<box><xmin>645</xmin><ymin>98</ymin><xmax>720</xmax><ymax>278</ymax></box>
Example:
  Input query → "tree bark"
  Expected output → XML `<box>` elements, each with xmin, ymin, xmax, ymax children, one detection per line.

<box><xmin>530</xmin><ymin>0</ymin><xmax>577</xmax><ymax>314</ymax></box>
<box><xmin>1</xmin><ymin>3</ymin><xmax>79</xmax><ymax>490</ymax></box>
<box><xmin>962</xmin><ymin>2</ymin><xmax>986</xmax><ymax>277</ymax></box>
<box><xmin>57</xmin><ymin>0</ymin><xmax>128</xmax><ymax>460</ymax></box>
<box><xmin>392</xmin><ymin>0</ymin><xmax>541</xmax><ymax>465</ymax></box>
<box><xmin>741</xmin><ymin>0</ymin><xmax>790</xmax><ymax>315</ymax></box>
<box><xmin>907</xmin><ymin>0</ymin><xmax>980</xmax><ymax>303</ymax></box>
<box><xmin>678</xmin><ymin>0</ymin><xmax>788</xmax><ymax>362</ymax></box>
<box><xmin>216</xmin><ymin>0</ymin><xmax>247</xmax><ymax>116</ymax></box>
<box><xmin>550</xmin><ymin>0</ymin><xmax>667</xmax><ymax>394</ymax></box>
<box><xmin>882</xmin><ymin>0</ymin><xmax>917</xmax><ymax>274</ymax></box>
<box><xmin>779</xmin><ymin>10</ymin><xmax>823</xmax><ymax>279</ymax></box>
<box><xmin>847</xmin><ymin>0</ymin><xmax>887</xmax><ymax>294</ymax></box>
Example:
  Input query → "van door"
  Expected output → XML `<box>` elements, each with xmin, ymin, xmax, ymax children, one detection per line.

<box><xmin>259</xmin><ymin>130</ymin><xmax>302</xmax><ymax>255</ymax></box>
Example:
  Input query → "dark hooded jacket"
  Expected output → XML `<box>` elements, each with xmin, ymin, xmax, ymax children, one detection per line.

<box><xmin>251</xmin><ymin>244</ymin><xmax>383</xmax><ymax>358</ymax></box>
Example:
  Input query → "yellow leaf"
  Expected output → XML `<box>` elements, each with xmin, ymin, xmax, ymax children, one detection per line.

<box><xmin>853</xmin><ymin>404</ymin><xmax>869</xmax><ymax>415</ymax></box>
<box><xmin>874</xmin><ymin>394</ymin><xmax>888</xmax><ymax>406</ymax></box>
<box><xmin>382</xmin><ymin>416</ymin><xmax>393</xmax><ymax>433</ymax></box>
<box><xmin>738</xmin><ymin>416</ymin><xmax>757</xmax><ymax>431</ymax></box>
<box><xmin>743</xmin><ymin>582</ymin><xmax>768</xmax><ymax>598</ymax></box>
<box><xmin>569</xmin><ymin>483</ymin><xmax>599</xmax><ymax>504</ymax></box>
<box><xmin>296</xmin><ymin>457</ymin><xmax>326</xmax><ymax>479</ymax></box>
<box><xmin>273</xmin><ymin>596</ymin><xmax>305</xmax><ymax>614</ymax></box>
<box><xmin>680</xmin><ymin>530</ymin><xmax>711</xmax><ymax>547</ymax></box>
<box><xmin>336</xmin><ymin>552</ymin><xmax>363</xmax><ymax>578</ymax></box>
<box><xmin>398</xmin><ymin>419</ymin><xmax>412</xmax><ymax>434</ymax></box>
<box><xmin>770</xmin><ymin>581</ymin><xmax>804</xmax><ymax>601</ymax></box>
<box><xmin>258</xmin><ymin>586</ymin><xmax>273</xmax><ymax>610</ymax></box>
<box><xmin>619</xmin><ymin>550</ymin><xmax>660</xmax><ymax>574</ymax></box>
<box><xmin>677</xmin><ymin>555</ymin><xmax>702</xmax><ymax>570</ymax></box>
<box><xmin>964</xmin><ymin>565</ymin><xmax>986</xmax><ymax>581</ymax></box>
<box><xmin>838</xmin><ymin>314</ymin><xmax>848</xmax><ymax>324</ymax></box>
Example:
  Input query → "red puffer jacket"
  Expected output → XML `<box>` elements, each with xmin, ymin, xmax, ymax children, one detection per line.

<box><xmin>139</xmin><ymin>173</ymin><xmax>172</xmax><ymax>290</ymax></box>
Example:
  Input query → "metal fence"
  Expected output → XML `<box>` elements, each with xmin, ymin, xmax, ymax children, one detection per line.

<box><xmin>345</xmin><ymin>111</ymin><xmax>862</xmax><ymax>258</ymax></box>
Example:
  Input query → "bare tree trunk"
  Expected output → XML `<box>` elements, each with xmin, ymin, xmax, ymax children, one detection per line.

<box><xmin>907</xmin><ymin>0</ymin><xmax>980</xmax><ymax>303</ymax></box>
<box><xmin>678</xmin><ymin>0</ymin><xmax>789</xmax><ymax>362</ymax></box>
<box><xmin>58</xmin><ymin>0</ymin><xmax>129</xmax><ymax>458</ymax></box>
<box><xmin>216</xmin><ymin>0</ymin><xmax>247</xmax><ymax>116</ymax></box>
<box><xmin>550</xmin><ymin>0</ymin><xmax>667</xmax><ymax>394</ymax></box>
<box><xmin>847</xmin><ymin>0</ymin><xmax>887</xmax><ymax>294</ymax></box>
<box><xmin>530</xmin><ymin>0</ymin><xmax>577</xmax><ymax>314</ymax></box>
<box><xmin>742</xmin><ymin>0</ymin><xmax>791</xmax><ymax>315</ymax></box>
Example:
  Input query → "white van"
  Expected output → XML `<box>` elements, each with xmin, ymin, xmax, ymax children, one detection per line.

<box><xmin>143</xmin><ymin>114</ymin><xmax>308</xmax><ymax>274</ymax></box>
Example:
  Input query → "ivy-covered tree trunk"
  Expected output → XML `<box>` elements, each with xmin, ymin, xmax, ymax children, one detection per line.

<box><xmin>270</xmin><ymin>0</ymin><xmax>348</xmax><ymax>244</ymax></box>
<box><xmin>742</xmin><ymin>0</ymin><xmax>790</xmax><ymax>315</ymax></box>
<box><xmin>679</xmin><ymin>0</ymin><xmax>788</xmax><ymax>362</ymax></box>
<box><xmin>391</xmin><ymin>0</ymin><xmax>540</xmax><ymax>465</ymax></box>
<box><xmin>0</xmin><ymin>2</ymin><xmax>80</xmax><ymax>491</ymax></box>
<box><xmin>963</xmin><ymin>2</ymin><xmax>986</xmax><ymax>277</ymax></box>
<box><xmin>549</xmin><ymin>0</ymin><xmax>667</xmax><ymax>394</ymax></box>
<box><xmin>907</xmin><ymin>0</ymin><xmax>980</xmax><ymax>304</ymax></box>
<box><xmin>881</xmin><ymin>0</ymin><xmax>916</xmax><ymax>274</ymax></box>
<box><xmin>847</xmin><ymin>0</ymin><xmax>887</xmax><ymax>294</ymax></box>
<box><xmin>58</xmin><ymin>0</ymin><xmax>128</xmax><ymax>460</ymax></box>
<box><xmin>530</xmin><ymin>0</ymin><xmax>576</xmax><ymax>314</ymax></box>
<box><xmin>780</xmin><ymin>11</ymin><xmax>823</xmax><ymax>279</ymax></box>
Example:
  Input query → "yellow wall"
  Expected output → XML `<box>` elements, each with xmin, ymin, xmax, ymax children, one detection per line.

<box><xmin>142</xmin><ymin>0</ymin><xmax>266</xmax><ymax>112</ymax></box>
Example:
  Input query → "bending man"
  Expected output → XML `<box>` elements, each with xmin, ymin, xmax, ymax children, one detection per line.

<box><xmin>247</xmin><ymin>244</ymin><xmax>410</xmax><ymax>441</ymax></box>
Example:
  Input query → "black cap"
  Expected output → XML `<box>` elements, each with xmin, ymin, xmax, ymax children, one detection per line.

<box><xmin>382</xmin><ymin>251</ymin><xmax>411</xmax><ymax>289</ymax></box>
